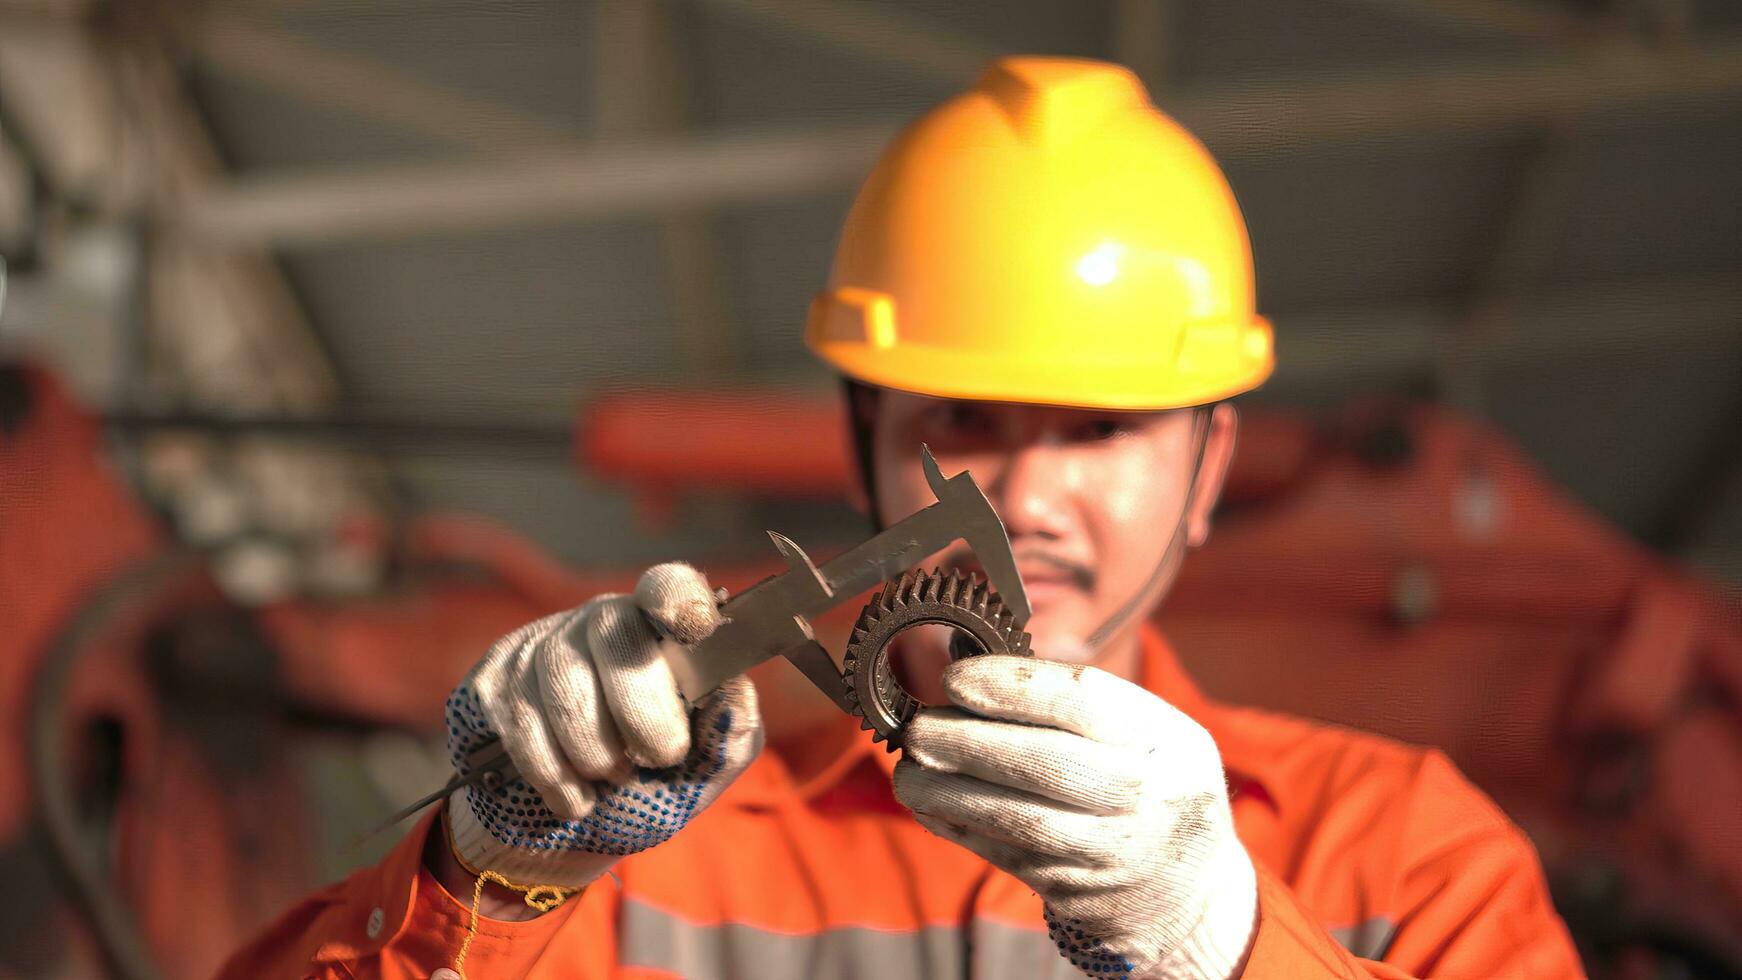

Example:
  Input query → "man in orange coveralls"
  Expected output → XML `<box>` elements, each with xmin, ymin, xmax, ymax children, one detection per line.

<box><xmin>222</xmin><ymin>57</ymin><xmax>1584</xmax><ymax>979</ymax></box>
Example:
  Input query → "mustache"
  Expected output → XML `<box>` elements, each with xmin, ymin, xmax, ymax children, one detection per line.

<box><xmin>1015</xmin><ymin>550</ymin><xmax>1096</xmax><ymax>591</ymax></box>
<box><xmin>946</xmin><ymin>548</ymin><xmax>1095</xmax><ymax>592</ymax></box>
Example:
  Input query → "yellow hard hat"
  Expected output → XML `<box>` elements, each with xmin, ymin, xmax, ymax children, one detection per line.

<box><xmin>806</xmin><ymin>56</ymin><xmax>1273</xmax><ymax>411</ymax></box>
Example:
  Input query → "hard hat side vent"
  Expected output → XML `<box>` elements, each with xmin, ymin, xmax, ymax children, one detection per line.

<box><xmin>809</xmin><ymin>287</ymin><xmax>898</xmax><ymax>350</ymax></box>
<box><xmin>976</xmin><ymin>56</ymin><xmax>1149</xmax><ymax>147</ymax></box>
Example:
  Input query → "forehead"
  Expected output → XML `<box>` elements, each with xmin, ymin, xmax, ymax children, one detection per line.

<box><xmin>875</xmin><ymin>389</ymin><xmax>1172</xmax><ymax>426</ymax></box>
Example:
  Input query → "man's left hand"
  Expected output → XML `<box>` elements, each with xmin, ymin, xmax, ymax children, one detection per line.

<box><xmin>893</xmin><ymin>656</ymin><xmax>1258</xmax><ymax>980</ymax></box>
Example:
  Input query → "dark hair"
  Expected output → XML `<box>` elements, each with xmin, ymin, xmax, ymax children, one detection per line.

<box><xmin>842</xmin><ymin>378</ymin><xmax>883</xmax><ymax>528</ymax></box>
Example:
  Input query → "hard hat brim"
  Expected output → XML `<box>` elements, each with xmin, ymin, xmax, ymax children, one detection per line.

<box><xmin>810</xmin><ymin>316</ymin><xmax>1274</xmax><ymax>412</ymax></box>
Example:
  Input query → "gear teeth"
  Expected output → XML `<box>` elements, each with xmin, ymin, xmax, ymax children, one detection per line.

<box><xmin>842</xmin><ymin>567</ymin><xmax>1034</xmax><ymax>753</ymax></box>
<box><xmin>888</xmin><ymin>573</ymin><xmax>910</xmax><ymax>608</ymax></box>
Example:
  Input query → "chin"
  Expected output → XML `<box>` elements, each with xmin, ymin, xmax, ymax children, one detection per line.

<box><xmin>1023</xmin><ymin>619</ymin><xmax>1097</xmax><ymax>665</ymax></box>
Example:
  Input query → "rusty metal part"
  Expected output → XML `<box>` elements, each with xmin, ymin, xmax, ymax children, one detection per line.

<box><xmin>843</xmin><ymin>568</ymin><xmax>1032</xmax><ymax>750</ymax></box>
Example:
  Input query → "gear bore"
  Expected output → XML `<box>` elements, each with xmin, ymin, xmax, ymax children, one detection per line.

<box><xmin>843</xmin><ymin>568</ymin><xmax>1032</xmax><ymax>751</ymax></box>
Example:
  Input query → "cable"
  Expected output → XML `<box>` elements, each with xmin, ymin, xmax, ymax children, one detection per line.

<box><xmin>1085</xmin><ymin>406</ymin><xmax>1214</xmax><ymax>652</ymax></box>
<box><xmin>29</xmin><ymin>551</ymin><xmax>199</xmax><ymax>980</ymax></box>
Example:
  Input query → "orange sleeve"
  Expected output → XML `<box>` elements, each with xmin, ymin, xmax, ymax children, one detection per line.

<box><xmin>213</xmin><ymin>881</ymin><xmax>351</xmax><ymax>980</ymax></box>
<box><xmin>1374</xmin><ymin>750</ymin><xmax>1585</xmax><ymax>977</ymax></box>
<box><xmin>215</xmin><ymin>863</ymin><xmax>619</xmax><ymax>980</ymax></box>
<box><xmin>214</xmin><ymin>811</ymin><xmax>619</xmax><ymax>979</ymax></box>
<box><xmin>1243</xmin><ymin>751</ymin><xmax>1585</xmax><ymax>979</ymax></box>
<box><xmin>1244</xmin><ymin>861</ymin><xmax>1396</xmax><ymax>978</ymax></box>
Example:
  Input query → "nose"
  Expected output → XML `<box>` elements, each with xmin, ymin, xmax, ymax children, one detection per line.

<box><xmin>987</xmin><ymin>440</ymin><xmax>1075</xmax><ymax>542</ymax></box>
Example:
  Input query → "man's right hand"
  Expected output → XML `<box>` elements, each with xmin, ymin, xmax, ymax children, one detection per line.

<box><xmin>443</xmin><ymin>563</ymin><xmax>764</xmax><ymax>892</ymax></box>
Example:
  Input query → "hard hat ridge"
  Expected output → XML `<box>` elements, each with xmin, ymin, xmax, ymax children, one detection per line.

<box><xmin>975</xmin><ymin>56</ymin><xmax>1149</xmax><ymax>147</ymax></box>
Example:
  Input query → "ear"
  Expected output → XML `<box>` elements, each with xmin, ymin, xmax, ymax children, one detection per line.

<box><xmin>1184</xmin><ymin>403</ymin><xmax>1238</xmax><ymax>548</ymax></box>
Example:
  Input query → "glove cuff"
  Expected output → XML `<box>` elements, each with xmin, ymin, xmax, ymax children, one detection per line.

<box><xmin>1145</xmin><ymin>826</ymin><xmax>1258</xmax><ymax>980</ymax></box>
<box><xmin>446</xmin><ymin>790</ymin><xmax>614</xmax><ymax>891</ymax></box>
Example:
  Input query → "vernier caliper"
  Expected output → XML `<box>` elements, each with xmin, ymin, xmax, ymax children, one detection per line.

<box><xmin>379</xmin><ymin>446</ymin><xmax>1030</xmax><ymax>829</ymax></box>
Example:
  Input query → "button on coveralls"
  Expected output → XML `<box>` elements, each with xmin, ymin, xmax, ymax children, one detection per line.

<box><xmin>220</xmin><ymin>627</ymin><xmax>1584</xmax><ymax>978</ymax></box>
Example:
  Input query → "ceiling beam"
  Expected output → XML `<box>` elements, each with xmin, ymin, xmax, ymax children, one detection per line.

<box><xmin>84</xmin><ymin>273</ymin><xmax>1742</xmax><ymax>428</ymax></box>
<box><xmin>0</xmin><ymin>21</ymin><xmax>135</xmax><ymax>207</ymax></box>
<box><xmin>91</xmin><ymin>273</ymin><xmax>1739</xmax><ymax>426</ymax></box>
<box><xmin>1181</xmin><ymin>38</ymin><xmax>1742</xmax><ymax>152</ymax></box>
<box><xmin>179</xmin><ymin>38</ymin><xmax>1742</xmax><ymax>247</ymax></box>
<box><xmin>1343</xmin><ymin>0</ymin><xmax>1607</xmax><ymax>43</ymax></box>
<box><xmin>0</xmin><ymin>0</ymin><xmax>90</xmax><ymax>22</ymax></box>
<box><xmin>595</xmin><ymin>0</ymin><xmax>741</xmax><ymax>377</ymax></box>
<box><xmin>181</xmin><ymin>119</ymin><xmax>896</xmax><ymax>245</ymax></box>
<box><xmin>1269</xmin><ymin>275</ymin><xmax>1742</xmax><ymax>393</ymax></box>
<box><xmin>1112</xmin><ymin>0</ymin><xmax>1175</xmax><ymax>93</ymax></box>
<box><xmin>696</xmin><ymin>0</ymin><xmax>996</xmax><ymax>83</ymax></box>
<box><xmin>104</xmin><ymin>45</ymin><xmax>342</xmax><ymax>410</ymax></box>
<box><xmin>186</xmin><ymin>14</ymin><xmax>579</xmax><ymax>155</ymax></box>
<box><xmin>192</xmin><ymin>5</ymin><xmax>747</xmax><ymax>378</ymax></box>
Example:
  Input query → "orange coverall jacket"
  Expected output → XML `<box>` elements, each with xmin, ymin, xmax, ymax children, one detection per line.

<box><xmin>221</xmin><ymin>627</ymin><xmax>1584</xmax><ymax>978</ymax></box>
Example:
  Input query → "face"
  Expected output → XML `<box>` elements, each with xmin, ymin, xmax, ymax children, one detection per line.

<box><xmin>864</xmin><ymin>391</ymin><xmax>1237</xmax><ymax>683</ymax></box>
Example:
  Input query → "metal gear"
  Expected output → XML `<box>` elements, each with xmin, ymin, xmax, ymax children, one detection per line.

<box><xmin>842</xmin><ymin>568</ymin><xmax>1032</xmax><ymax>751</ymax></box>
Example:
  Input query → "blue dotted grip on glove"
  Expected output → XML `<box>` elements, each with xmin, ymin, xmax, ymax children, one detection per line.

<box><xmin>445</xmin><ymin>686</ymin><xmax>731</xmax><ymax>857</ymax></box>
<box><xmin>1046</xmin><ymin>908</ymin><xmax>1137</xmax><ymax>977</ymax></box>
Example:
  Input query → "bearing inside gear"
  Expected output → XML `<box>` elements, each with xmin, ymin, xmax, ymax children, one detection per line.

<box><xmin>842</xmin><ymin>568</ymin><xmax>1032</xmax><ymax>751</ymax></box>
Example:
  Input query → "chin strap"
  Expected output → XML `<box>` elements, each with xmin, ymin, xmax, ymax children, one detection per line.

<box><xmin>1085</xmin><ymin>407</ymin><xmax>1214</xmax><ymax>652</ymax></box>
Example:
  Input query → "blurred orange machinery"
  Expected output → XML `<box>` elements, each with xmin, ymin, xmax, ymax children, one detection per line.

<box><xmin>2</xmin><ymin>364</ymin><xmax>312</xmax><ymax>980</ymax></box>
<box><xmin>5</xmin><ymin>371</ymin><xmax>1739</xmax><ymax>977</ymax></box>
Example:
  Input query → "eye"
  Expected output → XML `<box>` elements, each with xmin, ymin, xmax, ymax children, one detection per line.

<box><xmin>1074</xmin><ymin>417</ymin><xmax>1132</xmax><ymax>442</ymax></box>
<box><xmin>932</xmin><ymin>402</ymin><xmax>996</xmax><ymax>435</ymax></box>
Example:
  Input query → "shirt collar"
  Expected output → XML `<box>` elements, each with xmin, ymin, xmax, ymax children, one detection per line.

<box><xmin>312</xmin><ymin>807</ymin><xmax>438</xmax><ymax>963</ymax></box>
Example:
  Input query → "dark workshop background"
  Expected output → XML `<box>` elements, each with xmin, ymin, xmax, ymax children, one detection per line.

<box><xmin>0</xmin><ymin>1</ymin><xmax>1739</xmax><ymax>978</ymax></box>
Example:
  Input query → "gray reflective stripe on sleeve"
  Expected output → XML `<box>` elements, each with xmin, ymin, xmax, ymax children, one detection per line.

<box><xmin>625</xmin><ymin>896</ymin><xmax>1396</xmax><ymax>977</ymax></box>
<box><xmin>970</xmin><ymin>920</ymin><xmax>1085</xmax><ymax>980</ymax></box>
<box><xmin>1329</xmin><ymin>917</ymin><xmax>1398</xmax><ymax>961</ymax></box>
<box><xmin>620</xmin><ymin>897</ymin><xmax>971</xmax><ymax>980</ymax></box>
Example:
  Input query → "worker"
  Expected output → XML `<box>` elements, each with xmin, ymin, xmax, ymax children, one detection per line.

<box><xmin>221</xmin><ymin>57</ymin><xmax>1584</xmax><ymax>979</ymax></box>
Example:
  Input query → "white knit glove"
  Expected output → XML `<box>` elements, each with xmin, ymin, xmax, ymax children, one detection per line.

<box><xmin>894</xmin><ymin>657</ymin><xmax>1257</xmax><ymax>980</ymax></box>
<box><xmin>444</xmin><ymin>563</ymin><xmax>764</xmax><ymax>890</ymax></box>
